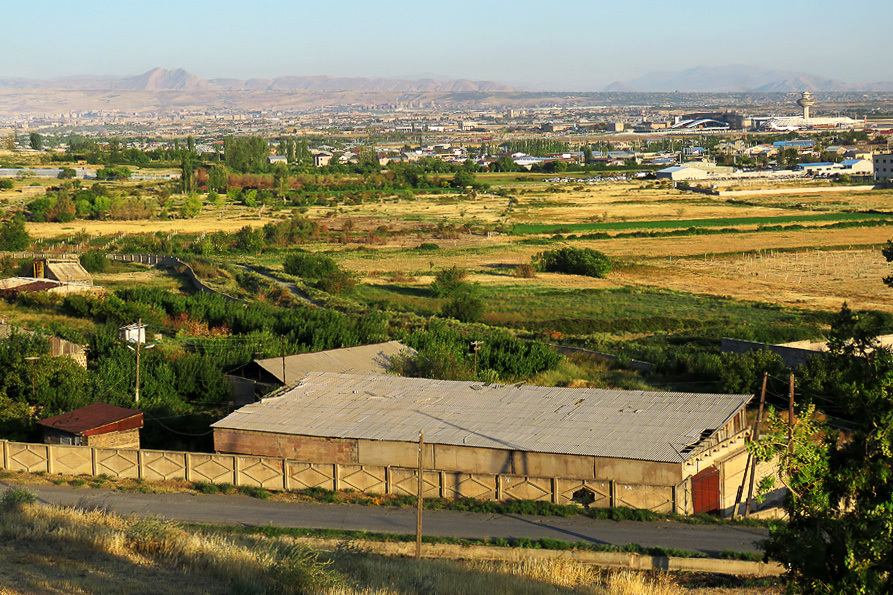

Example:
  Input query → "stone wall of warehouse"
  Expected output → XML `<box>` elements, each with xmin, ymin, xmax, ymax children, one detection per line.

<box><xmin>0</xmin><ymin>437</ymin><xmax>775</xmax><ymax>517</ymax></box>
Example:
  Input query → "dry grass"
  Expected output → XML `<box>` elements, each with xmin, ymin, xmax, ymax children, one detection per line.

<box><xmin>0</xmin><ymin>490</ymin><xmax>774</xmax><ymax>594</ymax></box>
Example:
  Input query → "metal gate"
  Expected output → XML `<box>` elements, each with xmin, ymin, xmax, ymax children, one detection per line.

<box><xmin>692</xmin><ymin>466</ymin><xmax>720</xmax><ymax>514</ymax></box>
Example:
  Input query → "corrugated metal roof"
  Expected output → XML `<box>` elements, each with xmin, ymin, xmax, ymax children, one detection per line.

<box><xmin>212</xmin><ymin>373</ymin><xmax>751</xmax><ymax>463</ymax></box>
<box><xmin>250</xmin><ymin>341</ymin><xmax>413</xmax><ymax>385</ymax></box>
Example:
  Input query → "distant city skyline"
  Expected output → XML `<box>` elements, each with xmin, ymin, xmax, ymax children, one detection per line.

<box><xmin>7</xmin><ymin>0</ymin><xmax>892</xmax><ymax>90</ymax></box>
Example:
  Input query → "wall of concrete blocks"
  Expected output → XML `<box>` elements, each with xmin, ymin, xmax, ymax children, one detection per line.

<box><xmin>0</xmin><ymin>440</ymin><xmax>683</xmax><ymax>513</ymax></box>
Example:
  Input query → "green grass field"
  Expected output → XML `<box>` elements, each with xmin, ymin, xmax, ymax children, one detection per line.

<box><xmin>512</xmin><ymin>212</ymin><xmax>893</xmax><ymax>234</ymax></box>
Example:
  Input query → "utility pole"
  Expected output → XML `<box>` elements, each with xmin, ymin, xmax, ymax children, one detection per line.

<box><xmin>471</xmin><ymin>341</ymin><xmax>483</xmax><ymax>377</ymax></box>
<box><xmin>744</xmin><ymin>372</ymin><xmax>768</xmax><ymax>517</ymax></box>
<box><xmin>416</xmin><ymin>430</ymin><xmax>424</xmax><ymax>560</ymax></box>
<box><xmin>281</xmin><ymin>337</ymin><xmax>287</xmax><ymax>386</ymax></box>
<box><xmin>135</xmin><ymin>319</ymin><xmax>143</xmax><ymax>404</ymax></box>
<box><xmin>788</xmin><ymin>374</ymin><xmax>795</xmax><ymax>449</ymax></box>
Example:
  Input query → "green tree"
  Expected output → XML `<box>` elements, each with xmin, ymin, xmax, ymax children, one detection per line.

<box><xmin>3</xmin><ymin>134</ymin><xmax>16</xmax><ymax>151</ymax></box>
<box><xmin>750</xmin><ymin>305</ymin><xmax>893</xmax><ymax>594</ymax></box>
<box><xmin>207</xmin><ymin>164</ymin><xmax>228</xmax><ymax>192</ymax></box>
<box><xmin>491</xmin><ymin>155</ymin><xmax>519</xmax><ymax>172</ymax></box>
<box><xmin>283</xmin><ymin>251</ymin><xmax>339</xmax><ymax>279</ymax></box>
<box><xmin>180</xmin><ymin>192</ymin><xmax>203</xmax><ymax>219</ymax></box>
<box><xmin>0</xmin><ymin>215</ymin><xmax>30</xmax><ymax>250</ymax></box>
<box><xmin>430</xmin><ymin>266</ymin><xmax>468</xmax><ymax>297</ymax></box>
<box><xmin>57</xmin><ymin>167</ymin><xmax>76</xmax><ymax>180</ymax></box>
<box><xmin>28</xmin><ymin>132</ymin><xmax>42</xmax><ymax>151</ymax></box>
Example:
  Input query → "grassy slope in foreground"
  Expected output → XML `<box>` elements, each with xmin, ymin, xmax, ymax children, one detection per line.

<box><xmin>0</xmin><ymin>488</ymin><xmax>771</xmax><ymax>594</ymax></box>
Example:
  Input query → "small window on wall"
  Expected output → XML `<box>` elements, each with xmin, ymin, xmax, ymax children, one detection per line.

<box><xmin>60</xmin><ymin>436</ymin><xmax>72</xmax><ymax>445</ymax></box>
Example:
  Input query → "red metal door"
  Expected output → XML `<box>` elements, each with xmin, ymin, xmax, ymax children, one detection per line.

<box><xmin>692</xmin><ymin>466</ymin><xmax>720</xmax><ymax>514</ymax></box>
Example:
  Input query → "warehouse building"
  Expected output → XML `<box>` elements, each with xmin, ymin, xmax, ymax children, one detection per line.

<box><xmin>225</xmin><ymin>341</ymin><xmax>413</xmax><ymax>401</ymax></box>
<box><xmin>212</xmin><ymin>373</ymin><xmax>763</xmax><ymax>516</ymax></box>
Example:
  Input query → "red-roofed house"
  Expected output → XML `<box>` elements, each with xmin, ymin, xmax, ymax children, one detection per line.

<box><xmin>38</xmin><ymin>403</ymin><xmax>143</xmax><ymax>449</ymax></box>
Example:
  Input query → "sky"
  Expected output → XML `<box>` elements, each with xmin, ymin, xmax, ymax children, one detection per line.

<box><xmin>4</xmin><ymin>0</ymin><xmax>892</xmax><ymax>90</ymax></box>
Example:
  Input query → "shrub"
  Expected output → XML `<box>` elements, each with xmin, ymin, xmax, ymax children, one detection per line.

<box><xmin>514</xmin><ymin>263</ymin><xmax>536</xmax><ymax>278</ymax></box>
<box><xmin>0</xmin><ymin>180</ymin><xmax>14</xmax><ymax>190</ymax></box>
<box><xmin>283</xmin><ymin>251</ymin><xmax>339</xmax><ymax>279</ymax></box>
<box><xmin>1</xmin><ymin>486</ymin><xmax>36</xmax><ymax>510</ymax></box>
<box><xmin>430</xmin><ymin>266</ymin><xmax>468</xmax><ymax>297</ymax></box>
<box><xmin>441</xmin><ymin>290</ymin><xmax>484</xmax><ymax>323</ymax></box>
<box><xmin>317</xmin><ymin>270</ymin><xmax>356</xmax><ymax>295</ymax></box>
<box><xmin>533</xmin><ymin>247</ymin><xmax>612</xmax><ymax>278</ymax></box>
<box><xmin>79</xmin><ymin>250</ymin><xmax>107</xmax><ymax>273</ymax></box>
<box><xmin>416</xmin><ymin>242</ymin><xmax>440</xmax><ymax>251</ymax></box>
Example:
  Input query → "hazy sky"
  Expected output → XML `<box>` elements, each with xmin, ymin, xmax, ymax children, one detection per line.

<box><xmin>6</xmin><ymin>0</ymin><xmax>891</xmax><ymax>90</ymax></box>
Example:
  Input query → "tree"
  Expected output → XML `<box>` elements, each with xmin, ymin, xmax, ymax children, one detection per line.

<box><xmin>180</xmin><ymin>192</ymin><xmax>203</xmax><ymax>219</ymax></box>
<box><xmin>750</xmin><ymin>301</ymin><xmax>893</xmax><ymax>594</ymax></box>
<box><xmin>2</xmin><ymin>134</ymin><xmax>15</xmax><ymax>151</ymax></box>
<box><xmin>0</xmin><ymin>215</ymin><xmax>30</xmax><ymax>250</ymax></box>
<box><xmin>29</xmin><ymin>132</ymin><xmax>42</xmax><ymax>151</ymax></box>
<box><xmin>207</xmin><ymin>164</ymin><xmax>228</xmax><ymax>192</ymax></box>
<box><xmin>57</xmin><ymin>167</ymin><xmax>76</xmax><ymax>180</ymax></box>
<box><xmin>491</xmin><ymin>155</ymin><xmax>519</xmax><ymax>172</ymax></box>
<box><xmin>429</xmin><ymin>266</ymin><xmax>468</xmax><ymax>297</ymax></box>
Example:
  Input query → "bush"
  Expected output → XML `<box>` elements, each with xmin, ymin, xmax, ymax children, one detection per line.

<box><xmin>283</xmin><ymin>251</ymin><xmax>339</xmax><ymax>279</ymax></box>
<box><xmin>533</xmin><ymin>247</ymin><xmax>612</xmax><ymax>278</ymax></box>
<box><xmin>1</xmin><ymin>486</ymin><xmax>37</xmax><ymax>510</ymax></box>
<box><xmin>416</xmin><ymin>242</ymin><xmax>440</xmax><ymax>251</ymax></box>
<box><xmin>0</xmin><ymin>180</ymin><xmax>14</xmax><ymax>189</ymax></box>
<box><xmin>79</xmin><ymin>250</ymin><xmax>107</xmax><ymax>273</ymax></box>
<box><xmin>441</xmin><ymin>290</ymin><xmax>484</xmax><ymax>323</ymax></box>
<box><xmin>317</xmin><ymin>270</ymin><xmax>356</xmax><ymax>295</ymax></box>
<box><xmin>513</xmin><ymin>263</ymin><xmax>536</xmax><ymax>278</ymax></box>
<box><xmin>430</xmin><ymin>266</ymin><xmax>468</xmax><ymax>297</ymax></box>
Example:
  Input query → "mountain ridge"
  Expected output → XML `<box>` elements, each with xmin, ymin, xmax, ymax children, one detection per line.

<box><xmin>604</xmin><ymin>64</ymin><xmax>890</xmax><ymax>92</ymax></box>
<box><xmin>0</xmin><ymin>67</ymin><xmax>517</xmax><ymax>93</ymax></box>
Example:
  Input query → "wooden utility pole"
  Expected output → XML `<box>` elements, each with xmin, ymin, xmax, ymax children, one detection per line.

<box><xmin>744</xmin><ymin>372</ymin><xmax>768</xmax><ymax>517</ymax></box>
<box><xmin>788</xmin><ymin>373</ymin><xmax>796</xmax><ymax>449</ymax></box>
<box><xmin>471</xmin><ymin>341</ymin><xmax>483</xmax><ymax>377</ymax></box>
<box><xmin>281</xmin><ymin>337</ymin><xmax>287</xmax><ymax>386</ymax></box>
<box><xmin>416</xmin><ymin>430</ymin><xmax>424</xmax><ymax>559</ymax></box>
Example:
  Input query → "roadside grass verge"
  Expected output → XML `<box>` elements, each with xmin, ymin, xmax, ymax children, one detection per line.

<box><xmin>0</xmin><ymin>486</ymin><xmax>772</xmax><ymax>594</ymax></box>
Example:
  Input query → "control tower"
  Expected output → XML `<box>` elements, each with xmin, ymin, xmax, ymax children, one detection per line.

<box><xmin>797</xmin><ymin>91</ymin><xmax>816</xmax><ymax>120</ymax></box>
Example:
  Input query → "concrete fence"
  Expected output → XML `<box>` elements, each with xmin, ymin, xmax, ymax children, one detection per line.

<box><xmin>0</xmin><ymin>440</ymin><xmax>678</xmax><ymax>512</ymax></box>
<box><xmin>106</xmin><ymin>254</ymin><xmax>241</xmax><ymax>303</ymax></box>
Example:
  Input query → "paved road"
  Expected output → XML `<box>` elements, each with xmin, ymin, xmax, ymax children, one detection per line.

<box><xmin>19</xmin><ymin>484</ymin><xmax>767</xmax><ymax>555</ymax></box>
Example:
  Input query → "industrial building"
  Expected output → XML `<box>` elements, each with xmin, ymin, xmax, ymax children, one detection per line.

<box><xmin>212</xmin><ymin>373</ymin><xmax>761</xmax><ymax>516</ymax></box>
<box><xmin>225</xmin><ymin>341</ymin><xmax>413</xmax><ymax>401</ymax></box>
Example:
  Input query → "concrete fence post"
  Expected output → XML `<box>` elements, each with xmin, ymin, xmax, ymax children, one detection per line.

<box><xmin>184</xmin><ymin>453</ymin><xmax>191</xmax><ymax>482</ymax></box>
<box><xmin>439</xmin><ymin>471</ymin><xmax>445</xmax><ymax>498</ymax></box>
<box><xmin>496</xmin><ymin>475</ymin><xmax>503</xmax><ymax>501</ymax></box>
<box><xmin>1</xmin><ymin>440</ymin><xmax>7</xmax><ymax>470</ymax></box>
<box><xmin>384</xmin><ymin>466</ymin><xmax>391</xmax><ymax>495</ymax></box>
<box><xmin>610</xmin><ymin>480</ymin><xmax>617</xmax><ymax>508</ymax></box>
<box><xmin>90</xmin><ymin>446</ymin><xmax>98</xmax><ymax>477</ymax></box>
<box><xmin>283</xmin><ymin>460</ymin><xmax>291</xmax><ymax>492</ymax></box>
<box><xmin>551</xmin><ymin>477</ymin><xmax>557</xmax><ymax>504</ymax></box>
<box><xmin>137</xmin><ymin>450</ymin><xmax>144</xmax><ymax>480</ymax></box>
<box><xmin>333</xmin><ymin>464</ymin><xmax>340</xmax><ymax>491</ymax></box>
<box><xmin>233</xmin><ymin>456</ymin><xmax>241</xmax><ymax>486</ymax></box>
<box><xmin>46</xmin><ymin>444</ymin><xmax>54</xmax><ymax>475</ymax></box>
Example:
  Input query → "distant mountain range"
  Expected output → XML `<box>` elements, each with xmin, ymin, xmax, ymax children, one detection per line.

<box><xmin>603</xmin><ymin>65</ymin><xmax>893</xmax><ymax>93</ymax></box>
<box><xmin>0</xmin><ymin>67</ymin><xmax>517</xmax><ymax>93</ymax></box>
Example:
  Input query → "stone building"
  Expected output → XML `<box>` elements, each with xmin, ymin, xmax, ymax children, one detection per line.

<box><xmin>38</xmin><ymin>403</ymin><xmax>143</xmax><ymax>449</ymax></box>
<box><xmin>212</xmin><ymin>373</ymin><xmax>765</xmax><ymax>516</ymax></box>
